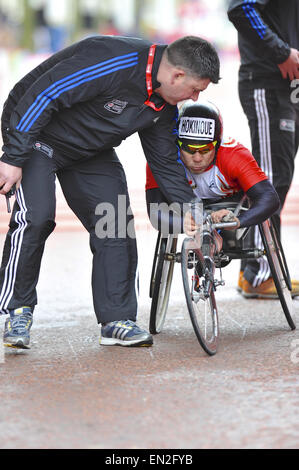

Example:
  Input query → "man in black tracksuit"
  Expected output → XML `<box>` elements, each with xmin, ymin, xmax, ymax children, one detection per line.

<box><xmin>227</xmin><ymin>0</ymin><xmax>299</xmax><ymax>298</ymax></box>
<box><xmin>0</xmin><ymin>35</ymin><xmax>220</xmax><ymax>348</ymax></box>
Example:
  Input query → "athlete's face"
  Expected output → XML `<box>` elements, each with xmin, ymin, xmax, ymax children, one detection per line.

<box><xmin>180</xmin><ymin>146</ymin><xmax>216</xmax><ymax>174</ymax></box>
<box><xmin>156</xmin><ymin>73</ymin><xmax>211</xmax><ymax>105</ymax></box>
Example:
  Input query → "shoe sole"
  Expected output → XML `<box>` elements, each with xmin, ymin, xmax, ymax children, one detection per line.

<box><xmin>241</xmin><ymin>291</ymin><xmax>279</xmax><ymax>299</ymax></box>
<box><xmin>100</xmin><ymin>337</ymin><xmax>153</xmax><ymax>347</ymax></box>
<box><xmin>242</xmin><ymin>290</ymin><xmax>299</xmax><ymax>299</ymax></box>
<box><xmin>3</xmin><ymin>338</ymin><xmax>30</xmax><ymax>349</ymax></box>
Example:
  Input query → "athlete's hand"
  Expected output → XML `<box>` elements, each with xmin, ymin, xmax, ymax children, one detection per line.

<box><xmin>211</xmin><ymin>209</ymin><xmax>240</xmax><ymax>230</ymax></box>
<box><xmin>0</xmin><ymin>161</ymin><xmax>22</xmax><ymax>195</ymax></box>
<box><xmin>183</xmin><ymin>210</ymin><xmax>199</xmax><ymax>236</ymax></box>
<box><xmin>278</xmin><ymin>48</ymin><xmax>299</xmax><ymax>81</ymax></box>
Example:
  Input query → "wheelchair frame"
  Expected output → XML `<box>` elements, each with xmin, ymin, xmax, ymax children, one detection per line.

<box><xmin>149</xmin><ymin>200</ymin><xmax>296</xmax><ymax>356</ymax></box>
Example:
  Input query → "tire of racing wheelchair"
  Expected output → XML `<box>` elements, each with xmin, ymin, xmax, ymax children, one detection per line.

<box><xmin>181</xmin><ymin>236</ymin><xmax>219</xmax><ymax>356</ymax></box>
<box><xmin>148</xmin><ymin>211</ymin><xmax>295</xmax><ymax>354</ymax></box>
<box><xmin>149</xmin><ymin>233</ymin><xmax>178</xmax><ymax>334</ymax></box>
<box><xmin>259</xmin><ymin>217</ymin><xmax>296</xmax><ymax>331</ymax></box>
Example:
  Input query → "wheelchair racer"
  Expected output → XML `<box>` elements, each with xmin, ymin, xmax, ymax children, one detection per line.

<box><xmin>146</xmin><ymin>99</ymin><xmax>299</xmax><ymax>298</ymax></box>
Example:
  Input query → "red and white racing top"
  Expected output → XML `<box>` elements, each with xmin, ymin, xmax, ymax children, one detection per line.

<box><xmin>146</xmin><ymin>137</ymin><xmax>267</xmax><ymax>199</ymax></box>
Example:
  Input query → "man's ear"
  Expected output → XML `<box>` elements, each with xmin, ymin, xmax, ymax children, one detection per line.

<box><xmin>170</xmin><ymin>68</ymin><xmax>186</xmax><ymax>85</ymax></box>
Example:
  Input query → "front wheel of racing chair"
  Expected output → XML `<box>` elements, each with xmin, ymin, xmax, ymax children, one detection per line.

<box><xmin>181</xmin><ymin>232</ymin><xmax>219</xmax><ymax>356</ymax></box>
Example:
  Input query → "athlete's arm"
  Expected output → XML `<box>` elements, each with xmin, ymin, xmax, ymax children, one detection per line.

<box><xmin>218</xmin><ymin>142</ymin><xmax>280</xmax><ymax>227</ymax></box>
<box><xmin>146</xmin><ymin>180</ymin><xmax>280</xmax><ymax>232</ymax></box>
<box><xmin>238</xmin><ymin>179</ymin><xmax>280</xmax><ymax>228</ymax></box>
<box><xmin>146</xmin><ymin>187</ymin><xmax>184</xmax><ymax>234</ymax></box>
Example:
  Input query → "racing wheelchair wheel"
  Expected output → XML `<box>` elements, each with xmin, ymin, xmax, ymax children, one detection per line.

<box><xmin>181</xmin><ymin>237</ymin><xmax>219</xmax><ymax>356</ymax></box>
<box><xmin>259</xmin><ymin>218</ymin><xmax>296</xmax><ymax>330</ymax></box>
<box><xmin>149</xmin><ymin>233</ymin><xmax>178</xmax><ymax>334</ymax></box>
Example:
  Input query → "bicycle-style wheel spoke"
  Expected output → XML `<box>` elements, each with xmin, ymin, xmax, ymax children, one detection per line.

<box><xmin>181</xmin><ymin>237</ymin><xmax>219</xmax><ymax>355</ymax></box>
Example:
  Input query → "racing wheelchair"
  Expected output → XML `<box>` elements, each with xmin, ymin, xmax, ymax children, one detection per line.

<box><xmin>149</xmin><ymin>199</ymin><xmax>296</xmax><ymax>356</ymax></box>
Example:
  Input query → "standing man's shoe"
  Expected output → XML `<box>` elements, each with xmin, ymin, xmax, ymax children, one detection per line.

<box><xmin>237</xmin><ymin>270</ymin><xmax>244</xmax><ymax>292</ymax></box>
<box><xmin>3</xmin><ymin>307</ymin><xmax>33</xmax><ymax>349</ymax></box>
<box><xmin>241</xmin><ymin>278</ymin><xmax>299</xmax><ymax>299</ymax></box>
<box><xmin>100</xmin><ymin>320</ymin><xmax>153</xmax><ymax>347</ymax></box>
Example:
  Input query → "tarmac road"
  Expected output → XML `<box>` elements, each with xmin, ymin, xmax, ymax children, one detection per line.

<box><xmin>0</xmin><ymin>224</ymin><xmax>298</xmax><ymax>450</ymax></box>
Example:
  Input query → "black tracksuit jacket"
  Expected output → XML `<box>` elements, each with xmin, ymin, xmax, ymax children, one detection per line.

<box><xmin>1</xmin><ymin>35</ymin><xmax>194</xmax><ymax>206</ymax></box>
<box><xmin>228</xmin><ymin>0</ymin><xmax>299</xmax><ymax>88</ymax></box>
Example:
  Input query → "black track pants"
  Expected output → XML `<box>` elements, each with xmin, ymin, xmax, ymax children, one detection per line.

<box><xmin>0</xmin><ymin>148</ymin><xmax>138</xmax><ymax>323</ymax></box>
<box><xmin>239</xmin><ymin>85</ymin><xmax>299</xmax><ymax>286</ymax></box>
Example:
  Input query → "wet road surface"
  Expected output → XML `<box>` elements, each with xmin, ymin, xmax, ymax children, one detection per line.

<box><xmin>0</xmin><ymin>226</ymin><xmax>298</xmax><ymax>449</ymax></box>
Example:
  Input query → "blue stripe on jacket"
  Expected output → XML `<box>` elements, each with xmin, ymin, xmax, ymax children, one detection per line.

<box><xmin>242</xmin><ymin>0</ymin><xmax>267</xmax><ymax>39</ymax></box>
<box><xmin>17</xmin><ymin>52</ymin><xmax>138</xmax><ymax>132</ymax></box>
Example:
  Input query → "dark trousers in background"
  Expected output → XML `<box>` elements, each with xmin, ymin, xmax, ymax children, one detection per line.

<box><xmin>0</xmin><ymin>148</ymin><xmax>138</xmax><ymax>324</ymax></box>
<box><xmin>239</xmin><ymin>85</ymin><xmax>299</xmax><ymax>286</ymax></box>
